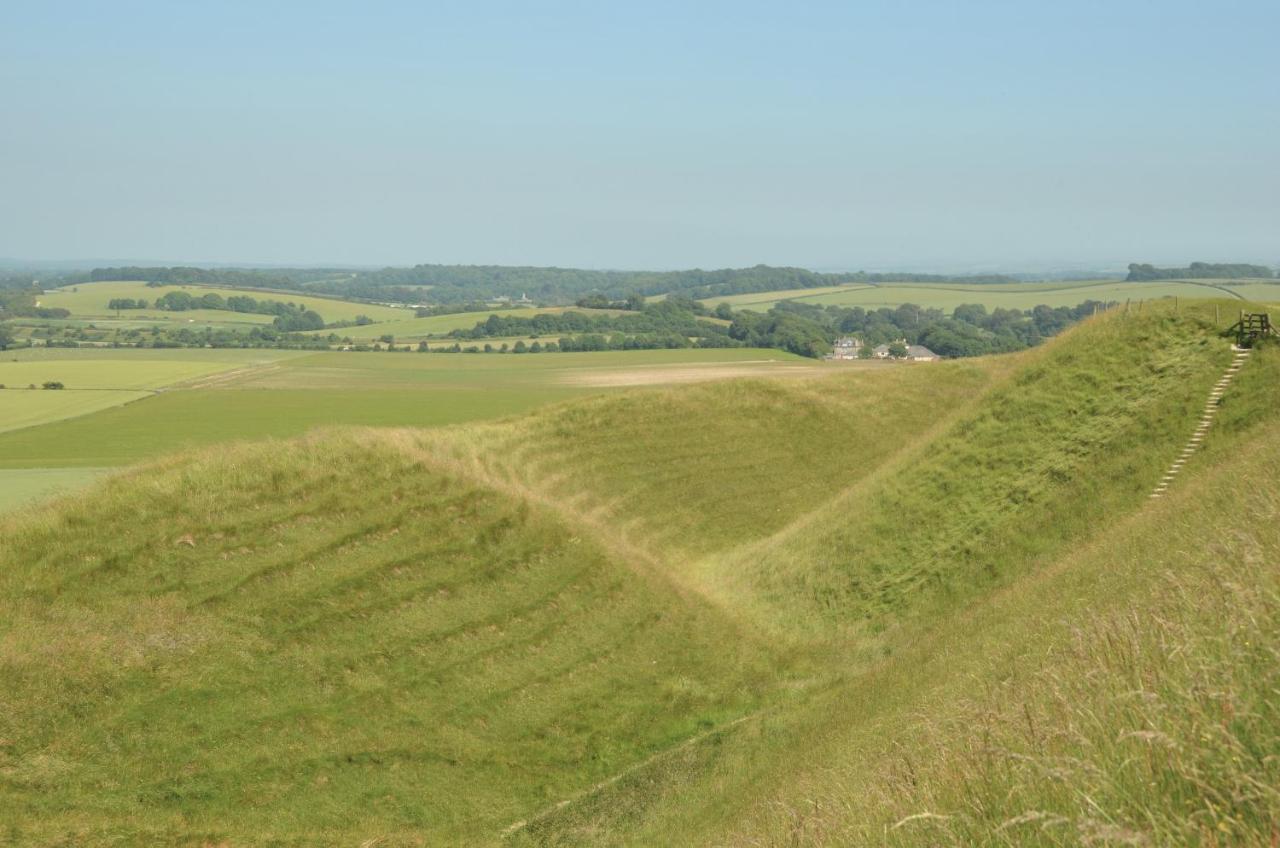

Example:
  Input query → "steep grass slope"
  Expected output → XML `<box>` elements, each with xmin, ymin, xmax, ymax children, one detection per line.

<box><xmin>734</xmin><ymin>307</ymin><xmax>1233</xmax><ymax>629</ymax></box>
<box><xmin>505</xmin><ymin>316</ymin><xmax>1280</xmax><ymax>845</ymax></box>
<box><xmin>0</xmin><ymin>359</ymin><xmax>1002</xmax><ymax>846</ymax></box>
<box><xmin>420</xmin><ymin>307</ymin><xmax>1235</xmax><ymax>638</ymax></box>
<box><xmin>0</xmin><ymin>437</ymin><xmax>774</xmax><ymax>845</ymax></box>
<box><xmin>433</xmin><ymin>359</ymin><xmax>1002</xmax><ymax>560</ymax></box>
<box><xmin>694</xmin><ymin>360</ymin><xmax>1280</xmax><ymax>848</ymax></box>
<box><xmin>2</xmin><ymin>302</ymin><xmax>1276</xmax><ymax>846</ymax></box>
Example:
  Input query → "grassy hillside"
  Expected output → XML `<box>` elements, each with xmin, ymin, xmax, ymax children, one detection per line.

<box><xmin>39</xmin><ymin>281</ymin><xmax>408</xmax><ymax>324</ymax></box>
<box><xmin>558</xmin><ymin>391</ymin><xmax>1280</xmax><ymax>847</ymax></box>
<box><xmin>735</xmin><ymin>307</ymin><xmax>1232</xmax><ymax>628</ymax></box>
<box><xmin>702</xmin><ymin>278</ymin><xmax>1280</xmax><ymax>313</ymax></box>
<box><xmin>502</xmin><ymin>309</ymin><xmax>1280</xmax><ymax>846</ymax></box>
<box><xmin>0</xmin><ymin>468</ymin><xmax>110</xmax><ymax>512</ymax></box>
<box><xmin>0</xmin><ymin>436</ymin><xmax>776</xmax><ymax>844</ymax></box>
<box><xmin>2</xmin><ymin>301</ymin><xmax>1277</xmax><ymax>845</ymax></box>
<box><xmin>422</xmin><ymin>360</ymin><xmax>1003</xmax><ymax>562</ymax></box>
<box><xmin>670</xmin><ymin>363</ymin><xmax>1280</xmax><ymax>847</ymax></box>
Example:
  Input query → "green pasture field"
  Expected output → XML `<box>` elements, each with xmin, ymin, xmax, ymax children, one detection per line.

<box><xmin>229</xmin><ymin>347</ymin><xmax>807</xmax><ymax>389</ymax></box>
<box><xmin>0</xmin><ymin>347</ymin><xmax>814</xmax><ymax>478</ymax></box>
<box><xmin>0</xmin><ymin>390</ymin><xmax>151</xmax><ymax>435</ymax></box>
<box><xmin>14</xmin><ymin>311</ymin><xmax>276</xmax><ymax>330</ymax></box>
<box><xmin>0</xmin><ymin>467</ymin><xmax>111</xmax><ymax>512</ymax></box>
<box><xmin>0</xmin><ymin>388</ymin><xmax>581</xmax><ymax>468</ymax></box>
<box><xmin>300</xmin><ymin>306</ymin><xmax>624</xmax><ymax>341</ymax></box>
<box><xmin>0</xmin><ymin>349</ymin><xmax>305</xmax><ymax>434</ymax></box>
<box><xmin>38</xmin><ymin>281</ymin><xmax>409</xmax><ymax>324</ymax></box>
<box><xmin>702</xmin><ymin>278</ymin><xmax>1275</xmax><ymax>313</ymax></box>
<box><xmin>1217</xmin><ymin>280</ymin><xmax>1280</xmax><ymax>303</ymax></box>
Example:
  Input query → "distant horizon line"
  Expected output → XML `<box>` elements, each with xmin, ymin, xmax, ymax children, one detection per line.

<box><xmin>3</xmin><ymin>255</ymin><xmax>1277</xmax><ymax>278</ymax></box>
<box><xmin>0</xmin><ymin>257</ymin><xmax>1253</xmax><ymax>273</ymax></box>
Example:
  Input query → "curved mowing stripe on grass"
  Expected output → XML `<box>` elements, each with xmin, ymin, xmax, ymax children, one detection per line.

<box><xmin>0</xmin><ymin>435</ymin><xmax>775</xmax><ymax>844</ymax></box>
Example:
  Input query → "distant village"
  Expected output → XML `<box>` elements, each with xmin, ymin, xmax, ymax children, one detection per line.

<box><xmin>827</xmin><ymin>336</ymin><xmax>940</xmax><ymax>362</ymax></box>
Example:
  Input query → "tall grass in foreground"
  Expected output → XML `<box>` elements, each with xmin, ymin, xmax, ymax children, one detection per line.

<box><xmin>881</xmin><ymin>566</ymin><xmax>1280</xmax><ymax>846</ymax></box>
<box><xmin>510</xmin><ymin>312</ymin><xmax>1280</xmax><ymax>846</ymax></box>
<box><xmin>723</xmin><ymin>422</ymin><xmax>1280</xmax><ymax>847</ymax></box>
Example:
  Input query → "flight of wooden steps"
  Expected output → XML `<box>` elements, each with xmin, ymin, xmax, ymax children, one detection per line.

<box><xmin>1151</xmin><ymin>346</ymin><xmax>1251</xmax><ymax>499</ymax></box>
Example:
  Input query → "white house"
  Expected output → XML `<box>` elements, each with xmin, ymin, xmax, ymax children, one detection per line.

<box><xmin>905</xmin><ymin>344</ymin><xmax>940</xmax><ymax>361</ymax></box>
<box><xmin>872</xmin><ymin>340</ymin><xmax>941</xmax><ymax>361</ymax></box>
<box><xmin>829</xmin><ymin>336</ymin><xmax>863</xmax><ymax>360</ymax></box>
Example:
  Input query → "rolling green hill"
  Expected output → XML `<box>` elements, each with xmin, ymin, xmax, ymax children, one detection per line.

<box><xmin>39</xmin><ymin>281</ymin><xmax>409</xmax><ymax>325</ymax></box>
<box><xmin>2</xmin><ymin>301</ymin><xmax>1278</xmax><ymax>845</ymax></box>
<box><xmin>702</xmin><ymin>278</ymin><xmax>1280</xmax><ymax>313</ymax></box>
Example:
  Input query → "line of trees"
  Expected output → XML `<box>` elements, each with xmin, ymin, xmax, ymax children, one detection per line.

<box><xmin>79</xmin><ymin>263</ymin><xmax>1023</xmax><ymax>306</ymax></box>
<box><xmin>420</xmin><ymin>333</ymin><xmax>728</xmax><ymax>354</ymax></box>
<box><xmin>47</xmin><ymin>260</ymin><xmax>1280</xmax><ymax>312</ymax></box>
<box><xmin>1126</xmin><ymin>262</ymin><xmax>1274</xmax><ymax>281</ymax></box>
<box><xmin>0</xmin><ymin>289</ymin><xmax>70</xmax><ymax>319</ymax></box>
<box><xmin>87</xmin><ymin>266</ymin><xmax>345</xmax><ymax>289</ymax></box>
<box><xmin>447</xmin><ymin>296</ymin><xmax>723</xmax><ymax>343</ymax></box>
<box><xmin>311</xmin><ymin>263</ymin><xmax>1021</xmax><ymax>305</ymax></box>
<box><xmin>108</xmin><ymin>298</ymin><xmax>149</xmax><ymax>310</ymax></box>
<box><xmin>438</xmin><ymin>295</ymin><xmax>1105</xmax><ymax>359</ymax></box>
<box><xmin>736</xmin><ymin>300</ymin><xmax>1108</xmax><ymax>358</ymax></box>
<box><xmin>148</xmin><ymin>291</ymin><xmax>326</xmax><ymax>331</ymax></box>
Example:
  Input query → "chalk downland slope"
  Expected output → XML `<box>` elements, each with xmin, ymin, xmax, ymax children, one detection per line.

<box><xmin>3</xmin><ymin>303</ymin><xmax>1279</xmax><ymax>846</ymax></box>
<box><xmin>0</xmin><ymin>436</ymin><xmax>778</xmax><ymax>844</ymax></box>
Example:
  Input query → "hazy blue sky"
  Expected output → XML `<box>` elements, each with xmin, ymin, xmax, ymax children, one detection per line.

<box><xmin>2</xmin><ymin>1</ymin><xmax>1277</xmax><ymax>270</ymax></box>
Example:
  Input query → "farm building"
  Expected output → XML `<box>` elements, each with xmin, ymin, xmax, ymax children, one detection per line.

<box><xmin>872</xmin><ymin>341</ymin><xmax>941</xmax><ymax>361</ymax></box>
<box><xmin>828</xmin><ymin>336</ymin><xmax>863</xmax><ymax>360</ymax></box>
<box><xmin>905</xmin><ymin>344</ymin><xmax>940</xmax><ymax>361</ymax></box>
